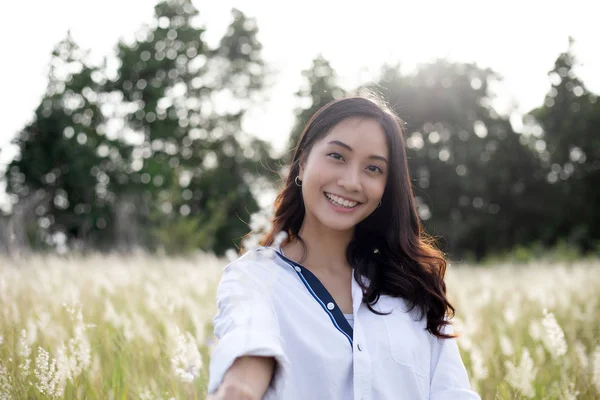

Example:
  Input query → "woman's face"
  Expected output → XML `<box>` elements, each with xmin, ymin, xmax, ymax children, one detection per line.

<box><xmin>298</xmin><ymin>116</ymin><xmax>389</xmax><ymax>233</ymax></box>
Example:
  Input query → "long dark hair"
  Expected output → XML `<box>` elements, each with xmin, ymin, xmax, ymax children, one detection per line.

<box><xmin>245</xmin><ymin>95</ymin><xmax>455</xmax><ymax>339</ymax></box>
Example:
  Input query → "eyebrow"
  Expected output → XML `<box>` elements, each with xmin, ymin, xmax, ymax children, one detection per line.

<box><xmin>327</xmin><ymin>140</ymin><xmax>388</xmax><ymax>164</ymax></box>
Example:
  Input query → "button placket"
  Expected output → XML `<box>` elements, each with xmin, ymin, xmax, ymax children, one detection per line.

<box><xmin>353</xmin><ymin>327</ymin><xmax>372</xmax><ymax>400</ymax></box>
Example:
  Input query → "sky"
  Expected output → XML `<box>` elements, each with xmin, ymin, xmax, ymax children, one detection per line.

<box><xmin>0</xmin><ymin>0</ymin><xmax>599</xmax><ymax>208</ymax></box>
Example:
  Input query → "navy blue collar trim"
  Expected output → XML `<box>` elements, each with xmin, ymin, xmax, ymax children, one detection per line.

<box><xmin>272</xmin><ymin>249</ymin><xmax>354</xmax><ymax>347</ymax></box>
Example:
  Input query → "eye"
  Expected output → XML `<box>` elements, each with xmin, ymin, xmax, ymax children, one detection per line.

<box><xmin>367</xmin><ymin>165</ymin><xmax>384</xmax><ymax>174</ymax></box>
<box><xmin>327</xmin><ymin>152</ymin><xmax>344</xmax><ymax>161</ymax></box>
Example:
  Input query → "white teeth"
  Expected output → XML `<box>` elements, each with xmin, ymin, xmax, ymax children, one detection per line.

<box><xmin>325</xmin><ymin>193</ymin><xmax>358</xmax><ymax>208</ymax></box>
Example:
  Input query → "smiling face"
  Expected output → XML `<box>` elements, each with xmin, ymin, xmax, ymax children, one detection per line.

<box><xmin>298</xmin><ymin>116</ymin><xmax>389</xmax><ymax>234</ymax></box>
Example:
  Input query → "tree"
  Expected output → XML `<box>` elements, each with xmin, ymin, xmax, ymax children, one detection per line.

<box><xmin>109</xmin><ymin>0</ymin><xmax>278</xmax><ymax>254</ymax></box>
<box><xmin>5</xmin><ymin>1</ymin><xmax>280</xmax><ymax>255</ymax></box>
<box><xmin>5</xmin><ymin>34</ymin><xmax>130</xmax><ymax>251</ymax></box>
<box><xmin>372</xmin><ymin>60</ymin><xmax>550</xmax><ymax>260</ymax></box>
<box><xmin>528</xmin><ymin>37</ymin><xmax>600</xmax><ymax>252</ymax></box>
<box><xmin>284</xmin><ymin>55</ymin><xmax>345</xmax><ymax>165</ymax></box>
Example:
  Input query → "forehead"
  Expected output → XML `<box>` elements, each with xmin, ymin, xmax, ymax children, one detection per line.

<box><xmin>320</xmin><ymin>117</ymin><xmax>388</xmax><ymax>153</ymax></box>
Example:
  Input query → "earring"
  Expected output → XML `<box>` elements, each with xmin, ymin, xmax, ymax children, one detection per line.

<box><xmin>295</xmin><ymin>176</ymin><xmax>302</xmax><ymax>187</ymax></box>
<box><xmin>377</xmin><ymin>200</ymin><xmax>382</xmax><ymax>208</ymax></box>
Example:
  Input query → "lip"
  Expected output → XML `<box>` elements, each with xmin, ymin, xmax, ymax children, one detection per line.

<box><xmin>324</xmin><ymin>192</ymin><xmax>362</xmax><ymax>213</ymax></box>
<box><xmin>324</xmin><ymin>192</ymin><xmax>363</xmax><ymax>204</ymax></box>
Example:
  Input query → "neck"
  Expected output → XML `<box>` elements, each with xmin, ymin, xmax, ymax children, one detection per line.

<box><xmin>284</xmin><ymin>217</ymin><xmax>354</xmax><ymax>274</ymax></box>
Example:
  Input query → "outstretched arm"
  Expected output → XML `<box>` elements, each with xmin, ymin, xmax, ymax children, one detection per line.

<box><xmin>208</xmin><ymin>355</ymin><xmax>276</xmax><ymax>400</ymax></box>
<box><xmin>207</xmin><ymin>256</ymin><xmax>289</xmax><ymax>399</ymax></box>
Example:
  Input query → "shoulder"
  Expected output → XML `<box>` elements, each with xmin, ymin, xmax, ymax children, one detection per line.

<box><xmin>224</xmin><ymin>246</ymin><xmax>277</xmax><ymax>268</ymax></box>
<box><xmin>220</xmin><ymin>247</ymin><xmax>284</xmax><ymax>288</ymax></box>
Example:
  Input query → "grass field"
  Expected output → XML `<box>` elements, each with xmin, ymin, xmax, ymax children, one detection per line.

<box><xmin>0</xmin><ymin>251</ymin><xmax>599</xmax><ymax>399</ymax></box>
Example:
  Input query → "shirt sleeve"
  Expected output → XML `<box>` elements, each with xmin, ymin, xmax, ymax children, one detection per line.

<box><xmin>429</xmin><ymin>322</ymin><xmax>481</xmax><ymax>400</ymax></box>
<box><xmin>207</xmin><ymin>254</ymin><xmax>289</xmax><ymax>396</ymax></box>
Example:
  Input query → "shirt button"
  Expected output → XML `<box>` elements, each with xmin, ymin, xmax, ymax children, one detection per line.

<box><xmin>294</xmin><ymin>266</ymin><xmax>301</xmax><ymax>272</ymax></box>
<box><xmin>327</xmin><ymin>302</ymin><xmax>335</xmax><ymax>310</ymax></box>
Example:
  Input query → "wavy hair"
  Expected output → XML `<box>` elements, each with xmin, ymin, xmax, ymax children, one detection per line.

<box><xmin>245</xmin><ymin>95</ymin><xmax>455</xmax><ymax>339</ymax></box>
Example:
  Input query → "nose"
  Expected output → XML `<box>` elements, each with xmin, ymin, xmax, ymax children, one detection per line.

<box><xmin>337</xmin><ymin>167</ymin><xmax>362</xmax><ymax>193</ymax></box>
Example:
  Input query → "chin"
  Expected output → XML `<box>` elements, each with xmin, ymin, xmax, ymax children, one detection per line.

<box><xmin>319</xmin><ymin>216</ymin><xmax>360</xmax><ymax>232</ymax></box>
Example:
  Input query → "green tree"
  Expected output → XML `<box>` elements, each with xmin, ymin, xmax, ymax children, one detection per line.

<box><xmin>528</xmin><ymin>37</ymin><xmax>600</xmax><ymax>252</ymax></box>
<box><xmin>110</xmin><ymin>0</ymin><xmax>277</xmax><ymax>255</ymax></box>
<box><xmin>372</xmin><ymin>60</ymin><xmax>550</xmax><ymax>260</ymax></box>
<box><xmin>285</xmin><ymin>55</ymin><xmax>345</xmax><ymax>164</ymax></box>
<box><xmin>5</xmin><ymin>34</ymin><xmax>130</xmax><ymax>251</ymax></box>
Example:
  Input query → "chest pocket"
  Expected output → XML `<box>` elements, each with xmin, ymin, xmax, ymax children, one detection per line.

<box><xmin>379</xmin><ymin>297</ymin><xmax>431</xmax><ymax>380</ymax></box>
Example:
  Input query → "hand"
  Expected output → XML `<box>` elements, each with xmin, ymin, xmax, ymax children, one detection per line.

<box><xmin>206</xmin><ymin>381</ymin><xmax>259</xmax><ymax>400</ymax></box>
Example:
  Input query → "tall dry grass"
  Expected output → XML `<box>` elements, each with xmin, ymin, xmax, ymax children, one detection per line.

<box><xmin>0</xmin><ymin>252</ymin><xmax>599</xmax><ymax>399</ymax></box>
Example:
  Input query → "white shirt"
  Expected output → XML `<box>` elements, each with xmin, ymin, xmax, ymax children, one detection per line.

<box><xmin>208</xmin><ymin>245</ymin><xmax>480</xmax><ymax>400</ymax></box>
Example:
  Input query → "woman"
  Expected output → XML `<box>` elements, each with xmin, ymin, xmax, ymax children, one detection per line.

<box><xmin>207</xmin><ymin>95</ymin><xmax>480</xmax><ymax>399</ymax></box>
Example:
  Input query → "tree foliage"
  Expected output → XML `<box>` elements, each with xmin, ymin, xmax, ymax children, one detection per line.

<box><xmin>5</xmin><ymin>1</ymin><xmax>278</xmax><ymax>255</ymax></box>
<box><xmin>2</xmin><ymin>6</ymin><xmax>597</xmax><ymax>261</ymax></box>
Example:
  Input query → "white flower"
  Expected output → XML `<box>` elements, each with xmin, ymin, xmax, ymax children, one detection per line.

<box><xmin>34</xmin><ymin>347</ymin><xmax>65</xmax><ymax>399</ymax></box>
<box><xmin>453</xmin><ymin>317</ymin><xmax>473</xmax><ymax>352</ymax></box>
<box><xmin>504</xmin><ymin>347</ymin><xmax>537</xmax><ymax>398</ymax></box>
<box><xmin>0</xmin><ymin>362</ymin><xmax>13</xmax><ymax>400</ymax></box>
<box><xmin>67</xmin><ymin>317</ymin><xmax>92</xmax><ymax>379</ymax></box>
<box><xmin>541</xmin><ymin>309</ymin><xmax>567</xmax><ymax>359</ymax></box>
<box><xmin>225</xmin><ymin>249</ymin><xmax>239</xmax><ymax>263</ymax></box>
<box><xmin>563</xmin><ymin>381</ymin><xmax>580</xmax><ymax>400</ymax></box>
<box><xmin>273</xmin><ymin>230</ymin><xmax>288</xmax><ymax>247</ymax></box>
<box><xmin>52</xmin><ymin>304</ymin><xmax>93</xmax><ymax>383</ymax></box>
<box><xmin>121</xmin><ymin>316</ymin><xmax>136</xmax><ymax>344</ymax></box>
<box><xmin>499</xmin><ymin>334</ymin><xmax>514</xmax><ymax>357</ymax></box>
<box><xmin>139</xmin><ymin>387</ymin><xmax>154</xmax><ymax>400</ymax></box>
<box><xmin>171</xmin><ymin>328</ymin><xmax>203</xmax><ymax>383</ymax></box>
<box><xmin>55</xmin><ymin>342</ymin><xmax>71</xmax><ymax>384</ymax></box>
<box><xmin>138</xmin><ymin>387</ymin><xmax>175</xmax><ymax>400</ymax></box>
<box><xmin>132</xmin><ymin>313</ymin><xmax>154</xmax><ymax>344</ymax></box>
<box><xmin>503</xmin><ymin>306</ymin><xmax>517</xmax><ymax>326</ymax></box>
<box><xmin>574</xmin><ymin>341</ymin><xmax>588</xmax><ymax>370</ymax></box>
<box><xmin>592</xmin><ymin>345</ymin><xmax>600</xmax><ymax>393</ymax></box>
<box><xmin>249</xmin><ymin>211</ymin><xmax>271</xmax><ymax>232</ymax></box>
<box><xmin>242</xmin><ymin>234</ymin><xmax>261</xmax><ymax>255</ymax></box>
<box><xmin>528</xmin><ymin>319</ymin><xmax>543</xmax><ymax>342</ymax></box>
<box><xmin>469</xmin><ymin>346</ymin><xmax>488</xmax><ymax>381</ymax></box>
<box><xmin>26</xmin><ymin>318</ymin><xmax>38</xmax><ymax>346</ymax></box>
<box><xmin>103</xmin><ymin>299</ymin><xmax>122</xmax><ymax>328</ymax></box>
<box><xmin>18</xmin><ymin>329</ymin><xmax>31</xmax><ymax>379</ymax></box>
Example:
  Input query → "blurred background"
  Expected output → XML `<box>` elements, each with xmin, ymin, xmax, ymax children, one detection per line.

<box><xmin>0</xmin><ymin>0</ymin><xmax>598</xmax><ymax>263</ymax></box>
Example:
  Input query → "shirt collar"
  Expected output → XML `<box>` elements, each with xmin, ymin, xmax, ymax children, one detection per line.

<box><xmin>268</xmin><ymin>244</ymin><xmax>370</xmax><ymax>317</ymax></box>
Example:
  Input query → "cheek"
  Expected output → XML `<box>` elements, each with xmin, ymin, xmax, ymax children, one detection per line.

<box><xmin>303</xmin><ymin>160</ymin><xmax>328</xmax><ymax>186</ymax></box>
<box><xmin>365</xmin><ymin>179</ymin><xmax>386</xmax><ymax>198</ymax></box>
<box><xmin>301</xmin><ymin>170</ymin><xmax>322</xmax><ymax>199</ymax></box>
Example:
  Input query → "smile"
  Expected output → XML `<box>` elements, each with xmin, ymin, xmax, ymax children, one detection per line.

<box><xmin>324</xmin><ymin>192</ymin><xmax>361</xmax><ymax>209</ymax></box>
